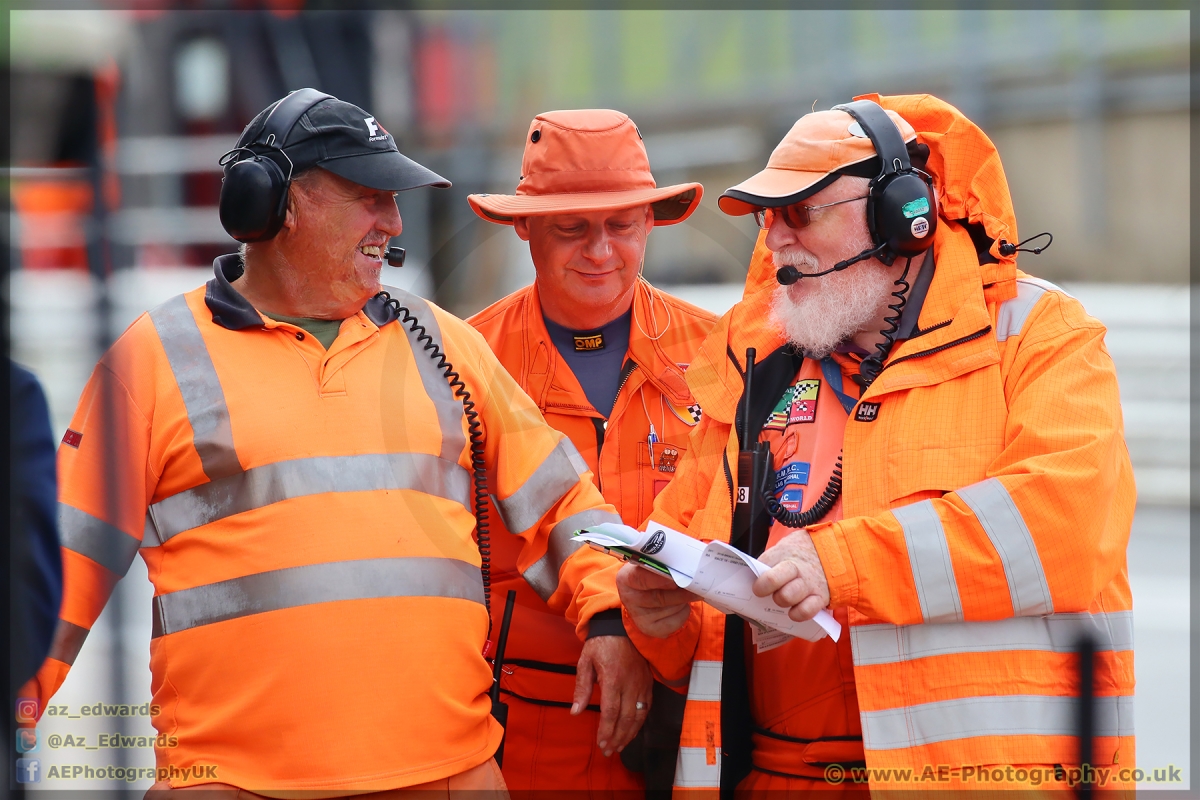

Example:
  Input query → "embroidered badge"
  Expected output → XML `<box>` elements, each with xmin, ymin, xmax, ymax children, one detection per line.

<box><xmin>855</xmin><ymin>401</ymin><xmax>881</xmax><ymax>422</ymax></box>
<box><xmin>764</xmin><ymin>379</ymin><xmax>820</xmax><ymax>430</ymax></box>
<box><xmin>779</xmin><ymin>488</ymin><xmax>804</xmax><ymax>512</ymax></box>
<box><xmin>573</xmin><ymin>332</ymin><xmax>604</xmax><ymax>351</ymax></box>
<box><xmin>657</xmin><ymin>446</ymin><xmax>680</xmax><ymax>473</ymax></box>
<box><xmin>774</xmin><ymin>462</ymin><xmax>811</xmax><ymax>492</ymax></box>
<box><xmin>62</xmin><ymin>429</ymin><xmax>82</xmax><ymax>448</ymax></box>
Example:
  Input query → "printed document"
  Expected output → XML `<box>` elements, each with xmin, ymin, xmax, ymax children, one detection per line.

<box><xmin>573</xmin><ymin>520</ymin><xmax>840</xmax><ymax>646</ymax></box>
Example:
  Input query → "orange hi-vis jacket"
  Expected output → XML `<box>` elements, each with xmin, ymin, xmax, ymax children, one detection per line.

<box><xmin>627</xmin><ymin>94</ymin><xmax>1136</xmax><ymax>794</ymax></box>
<box><xmin>26</xmin><ymin>254</ymin><xmax>627</xmax><ymax>793</ymax></box>
<box><xmin>468</xmin><ymin>279</ymin><xmax>716</xmax><ymax>787</ymax></box>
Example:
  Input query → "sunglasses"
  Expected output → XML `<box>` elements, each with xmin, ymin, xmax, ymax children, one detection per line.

<box><xmin>752</xmin><ymin>195</ymin><xmax>869</xmax><ymax>230</ymax></box>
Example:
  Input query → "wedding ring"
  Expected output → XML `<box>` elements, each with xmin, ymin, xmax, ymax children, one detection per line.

<box><xmin>636</xmin><ymin>701</ymin><xmax>647</xmax><ymax>710</ymax></box>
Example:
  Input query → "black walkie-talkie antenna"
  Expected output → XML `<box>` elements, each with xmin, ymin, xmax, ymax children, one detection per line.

<box><xmin>742</xmin><ymin>348</ymin><xmax>757</xmax><ymax>446</ymax></box>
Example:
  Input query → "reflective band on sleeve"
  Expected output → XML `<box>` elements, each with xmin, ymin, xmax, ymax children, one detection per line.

<box><xmin>148</xmin><ymin>295</ymin><xmax>241</xmax><ymax>481</ymax></box>
<box><xmin>957</xmin><ymin>478</ymin><xmax>1054</xmax><ymax>616</ymax></box>
<box><xmin>152</xmin><ymin>556</ymin><xmax>485</xmax><ymax>637</ymax></box>
<box><xmin>147</xmin><ymin>452</ymin><xmax>471</xmax><ymax>542</ymax></box>
<box><xmin>861</xmin><ymin>694</ymin><xmax>1134</xmax><ymax>751</ymax></box>
<box><xmin>675</xmin><ymin>746</ymin><xmax>721</xmax><ymax>788</ymax></box>
<box><xmin>851</xmin><ymin>610</ymin><xmax>1134</xmax><ymax>666</ymax></box>
<box><xmin>995</xmin><ymin>279</ymin><xmax>1065</xmax><ymax>342</ymax></box>
<box><xmin>686</xmin><ymin>660</ymin><xmax>722</xmax><ymax>702</ymax></box>
<box><xmin>384</xmin><ymin>287</ymin><xmax>467</xmax><ymax>464</ymax></box>
<box><xmin>496</xmin><ymin>439</ymin><xmax>588</xmax><ymax>535</ymax></box>
<box><xmin>47</xmin><ymin>619</ymin><xmax>91</xmax><ymax>666</ymax></box>
<box><xmin>59</xmin><ymin>503</ymin><xmax>141</xmax><ymax>577</ymax></box>
<box><xmin>521</xmin><ymin>508</ymin><xmax>621</xmax><ymax>601</ymax></box>
<box><xmin>893</xmin><ymin>500</ymin><xmax>963</xmax><ymax>623</ymax></box>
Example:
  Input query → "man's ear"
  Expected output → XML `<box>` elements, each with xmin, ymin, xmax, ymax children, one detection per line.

<box><xmin>513</xmin><ymin>217</ymin><xmax>531</xmax><ymax>242</ymax></box>
<box><xmin>643</xmin><ymin>205</ymin><xmax>655</xmax><ymax>232</ymax></box>
<box><xmin>280</xmin><ymin>184</ymin><xmax>302</xmax><ymax>234</ymax></box>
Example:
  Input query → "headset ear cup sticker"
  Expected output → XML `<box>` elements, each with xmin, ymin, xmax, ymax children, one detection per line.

<box><xmin>910</xmin><ymin>217</ymin><xmax>930</xmax><ymax>238</ymax></box>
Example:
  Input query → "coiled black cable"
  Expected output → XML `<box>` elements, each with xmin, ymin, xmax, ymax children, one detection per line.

<box><xmin>853</xmin><ymin>256</ymin><xmax>912</xmax><ymax>391</ymax></box>
<box><xmin>376</xmin><ymin>292</ymin><xmax>493</xmax><ymax>632</ymax></box>
<box><xmin>763</xmin><ymin>454</ymin><xmax>843</xmax><ymax>528</ymax></box>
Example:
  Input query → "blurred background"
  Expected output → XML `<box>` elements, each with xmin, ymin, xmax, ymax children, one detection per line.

<box><xmin>6</xmin><ymin>7</ymin><xmax>1190</xmax><ymax>790</ymax></box>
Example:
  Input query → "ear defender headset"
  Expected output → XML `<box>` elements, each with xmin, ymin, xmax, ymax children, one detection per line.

<box><xmin>218</xmin><ymin>88</ymin><xmax>333</xmax><ymax>243</ymax></box>
<box><xmin>775</xmin><ymin>99</ymin><xmax>938</xmax><ymax>285</ymax></box>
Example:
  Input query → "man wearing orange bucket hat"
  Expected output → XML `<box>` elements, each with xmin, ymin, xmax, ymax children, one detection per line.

<box><xmin>468</xmin><ymin>110</ymin><xmax>719</xmax><ymax>794</ymax></box>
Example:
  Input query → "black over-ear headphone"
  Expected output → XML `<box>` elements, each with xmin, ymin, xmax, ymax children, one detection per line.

<box><xmin>218</xmin><ymin>88</ymin><xmax>333</xmax><ymax>243</ymax></box>
<box><xmin>831</xmin><ymin>99</ymin><xmax>938</xmax><ymax>265</ymax></box>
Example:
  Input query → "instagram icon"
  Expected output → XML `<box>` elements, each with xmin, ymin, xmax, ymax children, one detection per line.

<box><xmin>15</xmin><ymin>698</ymin><xmax>38</xmax><ymax>723</ymax></box>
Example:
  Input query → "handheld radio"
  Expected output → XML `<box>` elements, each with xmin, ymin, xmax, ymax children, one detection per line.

<box><xmin>731</xmin><ymin>348</ymin><xmax>773</xmax><ymax>559</ymax></box>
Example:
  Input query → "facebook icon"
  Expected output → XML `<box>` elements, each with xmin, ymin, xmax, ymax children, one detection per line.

<box><xmin>16</xmin><ymin>758</ymin><xmax>41</xmax><ymax>783</ymax></box>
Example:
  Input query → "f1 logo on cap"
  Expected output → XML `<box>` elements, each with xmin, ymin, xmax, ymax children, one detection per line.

<box><xmin>855</xmin><ymin>402</ymin><xmax>880</xmax><ymax>422</ymax></box>
<box><xmin>364</xmin><ymin>117</ymin><xmax>388</xmax><ymax>142</ymax></box>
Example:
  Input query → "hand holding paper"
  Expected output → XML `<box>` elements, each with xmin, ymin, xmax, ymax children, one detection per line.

<box><xmin>753</xmin><ymin>529</ymin><xmax>831</xmax><ymax>624</ymax></box>
<box><xmin>575</xmin><ymin>521</ymin><xmax>840</xmax><ymax>645</ymax></box>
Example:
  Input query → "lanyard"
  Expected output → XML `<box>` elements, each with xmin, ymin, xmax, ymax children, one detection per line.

<box><xmin>820</xmin><ymin>356</ymin><xmax>858</xmax><ymax>415</ymax></box>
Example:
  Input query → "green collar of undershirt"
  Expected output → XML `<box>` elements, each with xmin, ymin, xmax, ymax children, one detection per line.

<box><xmin>262</xmin><ymin>311</ymin><xmax>344</xmax><ymax>350</ymax></box>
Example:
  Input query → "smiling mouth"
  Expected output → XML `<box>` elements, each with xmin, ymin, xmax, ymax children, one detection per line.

<box><xmin>359</xmin><ymin>245</ymin><xmax>383</xmax><ymax>260</ymax></box>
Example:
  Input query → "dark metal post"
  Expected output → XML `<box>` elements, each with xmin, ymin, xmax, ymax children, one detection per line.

<box><xmin>1076</xmin><ymin>633</ymin><xmax>1096</xmax><ymax>799</ymax></box>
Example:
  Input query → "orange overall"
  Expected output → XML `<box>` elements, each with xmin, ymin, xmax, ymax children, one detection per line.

<box><xmin>470</xmin><ymin>280</ymin><xmax>716</xmax><ymax>793</ymax></box>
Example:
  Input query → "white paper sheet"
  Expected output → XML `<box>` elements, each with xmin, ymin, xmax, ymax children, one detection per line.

<box><xmin>574</xmin><ymin>520</ymin><xmax>841</xmax><ymax>643</ymax></box>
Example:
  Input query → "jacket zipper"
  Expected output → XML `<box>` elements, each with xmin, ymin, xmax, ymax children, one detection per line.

<box><xmin>723</xmin><ymin>451</ymin><xmax>735</xmax><ymax>516</ymax></box>
<box><xmin>592</xmin><ymin>359</ymin><xmax>639</xmax><ymax>491</ymax></box>
<box><xmin>876</xmin><ymin>326</ymin><xmax>992</xmax><ymax>376</ymax></box>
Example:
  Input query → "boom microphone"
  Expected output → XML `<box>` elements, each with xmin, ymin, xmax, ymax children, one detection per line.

<box><xmin>774</xmin><ymin>241</ymin><xmax>890</xmax><ymax>285</ymax></box>
<box><xmin>386</xmin><ymin>246</ymin><xmax>406</xmax><ymax>267</ymax></box>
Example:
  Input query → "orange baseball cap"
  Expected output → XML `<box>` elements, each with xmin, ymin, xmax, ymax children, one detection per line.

<box><xmin>468</xmin><ymin>109</ymin><xmax>702</xmax><ymax>226</ymax></box>
<box><xmin>718</xmin><ymin>107</ymin><xmax>917</xmax><ymax>216</ymax></box>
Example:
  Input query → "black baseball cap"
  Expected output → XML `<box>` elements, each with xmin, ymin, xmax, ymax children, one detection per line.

<box><xmin>236</xmin><ymin>91</ymin><xmax>450</xmax><ymax>192</ymax></box>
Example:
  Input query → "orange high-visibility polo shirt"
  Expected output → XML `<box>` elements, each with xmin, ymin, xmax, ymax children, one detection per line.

<box><xmin>24</xmin><ymin>254</ymin><xmax>625</xmax><ymax>793</ymax></box>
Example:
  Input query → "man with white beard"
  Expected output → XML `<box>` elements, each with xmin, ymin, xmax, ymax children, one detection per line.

<box><xmin>616</xmin><ymin>95</ymin><xmax>1136</xmax><ymax>796</ymax></box>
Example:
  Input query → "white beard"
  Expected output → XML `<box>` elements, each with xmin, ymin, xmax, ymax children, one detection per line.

<box><xmin>768</xmin><ymin>245</ymin><xmax>896</xmax><ymax>358</ymax></box>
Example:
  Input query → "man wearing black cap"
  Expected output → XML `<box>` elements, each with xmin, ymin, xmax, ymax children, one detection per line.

<box><xmin>21</xmin><ymin>90</ymin><xmax>630</xmax><ymax>797</ymax></box>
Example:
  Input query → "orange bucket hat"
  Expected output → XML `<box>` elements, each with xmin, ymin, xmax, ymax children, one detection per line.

<box><xmin>468</xmin><ymin>109</ymin><xmax>703</xmax><ymax>226</ymax></box>
<box><xmin>718</xmin><ymin>107</ymin><xmax>917</xmax><ymax>215</ymax></box>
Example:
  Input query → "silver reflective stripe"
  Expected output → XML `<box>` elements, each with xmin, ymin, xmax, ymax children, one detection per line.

<box><xmin>59</xmin><ymin>503</ymin><xmax>141</xmax><ymax>577</ymax></box>
<box><xmin>147</xmin><ymin>452</ymin><xmax>471</xmax><ymax>542</ymax></box>
<box><xmin>47</xmin><ymin>620</ymin><xmax>90</xmax><ymax>666</ymax></box>
<box><xmin>152</xmin><ymin>556</ymin><xmax>484</xmax><ymax>637</ymax></box>
<box><xmin>148</xmin><ymin>294</ymin><xmax>241</xmax><ymax>480</ymax></box>
<box><xmin>496</xmin><ymin>439</ymin><xmax>587</xmax><ymax>535</ymax></box>
<box><xmin>995</xmin><ymin>279</ymin><xmax>1066</xmax><ymax>342</ymax></box>
<box><xmin>862</xmin><ymin>694</ymin><xmax>1134</xmax><ymax>751</ymax></box>
<box><xmin>384</xmin><ymin>286</ymin><xmax>466</xmax><ymax>463</ymax></box>
<box><xmin>851</xmin><ymin>611</ymin><xmax>1134</xmax><ymax>666</ymax></box>
<box><xmin>675</xmin><ymin>746</ymin><xmax>721</xmax><ymax>788</ymax></box>
<box><xmin>686</xmin><ymin>660</ymin><xmax>722</xmax><ymax>702</ymax></box>
<box><xmin>893</xmin><ymin>500</ymin><xmax>963</xmax><ymax>623</ymax></box>
<box><xmin>957</xmin><ymin>478</ymin><xmax>1053</xmax><ymax>616</ymax></box>
<box><xmin>522</xmin><ymin>508</ymin><xmax>621</xmax><ymax>601</ymax></box>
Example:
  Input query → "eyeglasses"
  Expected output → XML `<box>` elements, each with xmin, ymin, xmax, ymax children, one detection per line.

<box><xmin>752</xmin><ymin>195</ymin><xmax>869</xmax><ymax>230</ymax></box>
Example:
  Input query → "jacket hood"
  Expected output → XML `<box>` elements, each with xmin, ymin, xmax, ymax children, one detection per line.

<box><xmin>690</xmin><ymin>93</ymin><xmax>1022</xmax><ymax>423</ymax></box>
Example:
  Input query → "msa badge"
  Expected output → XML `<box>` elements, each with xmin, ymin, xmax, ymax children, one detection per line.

<box><xmin>62</xmin><ymin>429</ymin><xmax>83</xmax><ymax>448</ymax></box>
<box><xmin>855</xmin><ymin>402</ymin><xmax>881</xmax><ymax>422</ymax></box>
<box><xmin>573</xmin><ymin>332</ymin><xmax>604</xmax><ymax>351</ymax></box>
<box><xmin>642</xmin><ymin>529</ymin><xmax>667</xmax><ymax>555</ymax></box>
<box><xmin>910</xmin><ymin>217</ymin><xmax>930</xmax><ymax>238</ymax></box>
